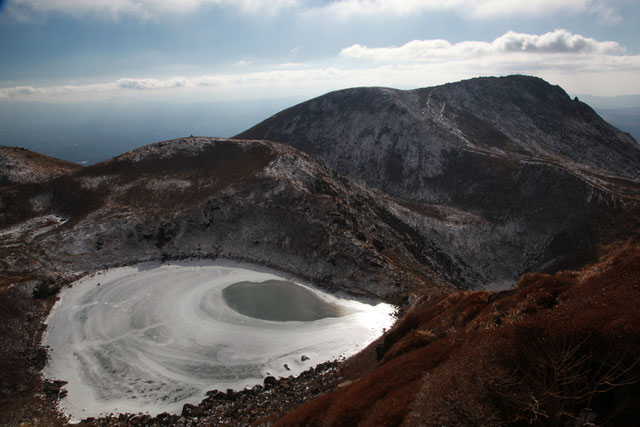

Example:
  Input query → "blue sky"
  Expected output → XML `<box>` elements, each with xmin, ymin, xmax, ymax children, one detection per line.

<box><xmin>2</xmin><ymin>0</ymin><xmax>640</xmax><ymax>102</ymax></box>
<box><xmin>0</xmin><ymin>1</ymin><xmax>639</xmax><ymax>162</ymax></box>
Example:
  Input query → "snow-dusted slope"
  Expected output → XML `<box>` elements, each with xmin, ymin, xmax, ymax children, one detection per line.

<box><xmin>238</xmin><ymin>75</ymin><xmax>640</xmax><ymax>197</ymax></box>
<box><xmin>237</xmin><ymin>75</ymin><xmax>640</xmax><ymax>288</ymax></box>
<box><xmin>2</xmin><ymin>77</ymin><xmax>639</xmax><ymax>295</ymax></box>
<box><xmin>1</xmin><ymin>138</ymin><xmax>460</xmax><ymax>300</ymax></box>
<box><xmin>0</xmin><ymin>146</ymin><xmax>81</xmax><ymax>185</ymax></box>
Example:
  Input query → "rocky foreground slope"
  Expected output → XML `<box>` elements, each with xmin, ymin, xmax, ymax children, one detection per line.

<box><xmin>238</xmin><ymin>75</ymin><xmax>640</xmax><ymax>288</ymax></box>
<box><xmin>278</xmin><ymin>243</ymin><xmax>640</xmax><ymax>426</ymax></box>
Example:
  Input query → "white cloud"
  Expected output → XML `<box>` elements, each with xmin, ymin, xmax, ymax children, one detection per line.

<box><xmin>116</xmin><ymin>77</ymin><xmax>194</xmax><ymax>90</ymax></box>
<box><xmin>6</xmin><ymin>0</ymin><xmax>298</xmax><ymax>19</ymax></box>
<box><xmin>11</xmin><ymin>86</ymin><xmax>39</xmax><ymax>96</ymax></box>
<box><xmin>1</xmin><ymin>29</ymin><xmax>639</xmax><ymax>102</ymax></box>
<box><xmin>341</xmin><ymin>30</ymin><xmax>624</xmax><ymax>62</ymax></box>
<box><xmin>333</xmin><ymin>30</ymin><xmax>640</xmax><ymax>94</ymax></box>
<box><xmin>308</xmin><ymin>0</ymin><xmax>620</xmax><ymax>21</ymax></box>
<box><xmin>494</xmin><ymin>30</ymin><xmax>623</xmax><ymax>54</ymax></box>
<box><xmin>5</xmin><ymin>0</ymin><xmax>624</xmax><ymax>21</ymax></box>
<box><xmin>2</xmin><ymin>59</ymin><xmax>640</xmax><ymax>104</ymax></box>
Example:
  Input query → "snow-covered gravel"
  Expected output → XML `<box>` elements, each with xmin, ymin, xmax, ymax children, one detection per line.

<box><xmin>42</xmin><ymin>260</ymin><xmax>395</xmax><ymax>420</ymax></box>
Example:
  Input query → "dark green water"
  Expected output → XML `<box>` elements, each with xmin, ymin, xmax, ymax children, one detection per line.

<box><xmin>222</xmin><ymin>280</ymin><xmax>349</xmax><ymax>322</ymax></box>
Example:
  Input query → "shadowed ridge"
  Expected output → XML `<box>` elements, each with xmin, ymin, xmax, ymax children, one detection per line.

<box><xmin>419</xmin><ymin>75</ymin><xmax>640</xmax><ymax>176</ymax></box>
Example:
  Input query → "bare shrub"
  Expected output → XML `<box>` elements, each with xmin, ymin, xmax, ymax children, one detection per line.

<box><xmin>491</xmin><ymin>329</ymin><xmax>640</xmax><ymax>426</ymax></box>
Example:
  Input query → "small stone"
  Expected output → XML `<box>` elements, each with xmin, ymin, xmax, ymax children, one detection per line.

<box><xmin>156</xmin><ymin>412</ymin><xmax>171</xmax><ymax>421</ymax></box>
<box><xmin>279</xmin><ymin>380</ymin><xmax>292</xmax><ymax>390</ymax></box>
<box><xmin>284</xmin><ymin>363</ymin><xmax>291</xmax><ymax>371</ymax></box>
<box><xmin>301</xmin><ymin>355</ymin><xmax>310</xmax><ymax>361</ymax></box>
<box><xmin>264</xmin><ymin>376</ymin><xmax>277</xmax><ymax>386</ymax></box>
<box><xmin>182</xmin><ymin>403</ymin><xmax>203</xmax><ymax>417</ymax></box>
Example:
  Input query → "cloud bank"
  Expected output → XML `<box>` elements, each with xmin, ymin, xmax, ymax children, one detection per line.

<box><xmin>341</xmin><ymin>29</ymin><xmax>624</xmax><ymax>62</ymax></box>
<box><xmin>5</xmin><ymin>0</ymin><xmax>298</xmax><ymax>19</ymax></box>
<box><xmin>312</xmin><ymin>0</ymin><xmax>619</xmax><ymax>20</ymax></box>
<box><xmin>1</xmin><ymin>30</ymin><xmax>638</xmax><ymax>100</ymax></box>
<box><xmin>5</xmin><ymin>0</ymin><xmax>622</xmax><ymax>20</ymax></box>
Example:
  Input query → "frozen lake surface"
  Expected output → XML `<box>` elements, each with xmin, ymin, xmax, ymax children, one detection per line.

<box><xmin>43</xmin><ymin>261</ymin><xmax>395</xmax><ymax>420</ymax></box>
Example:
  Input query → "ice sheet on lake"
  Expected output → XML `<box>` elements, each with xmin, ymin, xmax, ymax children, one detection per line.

<box><xmin>43</xmin><ymin>261</ymin><xmax>395</xmax><ymax>420</ymax></box>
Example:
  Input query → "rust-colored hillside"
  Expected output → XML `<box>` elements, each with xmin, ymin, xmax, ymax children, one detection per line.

<box><xmin>0</xmin><ymin>146</ymin><xmax>81</xmax><ymax>185</ymax></box>
<box><xmin>279</xmin><ymin>242</ymin><xmax>640</xmax><ymax>426</ymax></box>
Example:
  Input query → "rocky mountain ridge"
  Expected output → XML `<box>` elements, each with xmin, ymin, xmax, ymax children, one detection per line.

<box><xmin>237</xmin><ymin>75</ymin><xmax>640</xmax><ymax>288</ymax></box>
<box><xmin>238</xmin><ymin>75</ymin><xmax>640</xmax><ymax>182</ymax></box>
<box><xmin>1</xmin><ymin>137</ymin><xmax>462</xmax><ymax>301</ymax></box>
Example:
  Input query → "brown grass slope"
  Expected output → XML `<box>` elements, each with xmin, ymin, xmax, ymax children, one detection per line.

<box><xmin>278</xmin><ymin>244</ymin><xmax>640</xmax><ymax>426</ymax></box>
<box><xmin>0</xmin><ymin>146</ymin><xmax>81</xmax><ymax>185</ymax></box>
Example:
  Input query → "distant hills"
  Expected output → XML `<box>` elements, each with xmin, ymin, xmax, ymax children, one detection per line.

<box><xmin>574</xmin><ymin>94</ymin><xmax>640</xmax><ymax>143</ymax></box>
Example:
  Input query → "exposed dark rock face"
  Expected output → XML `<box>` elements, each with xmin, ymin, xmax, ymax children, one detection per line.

<box><xmin>236</xmin><ymin>75</ymin><xmax>640</xmax><ymax>288</ymax></box>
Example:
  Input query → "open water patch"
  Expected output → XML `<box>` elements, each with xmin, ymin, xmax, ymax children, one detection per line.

<box><xmin>222</xmin><ymin>280</ymin><xmax>352</xmax><ymax>321</ymax></box>
<box><xmin>43</xmin><ymin>261</ymin><xmax>394</xmax><ymax>420</ymax></box>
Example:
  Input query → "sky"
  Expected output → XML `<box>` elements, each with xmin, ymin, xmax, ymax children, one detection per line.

<box><xmin>1</xmin><ymin>0</ymin><xmax>640</xmax><ymax>162</ymax></box>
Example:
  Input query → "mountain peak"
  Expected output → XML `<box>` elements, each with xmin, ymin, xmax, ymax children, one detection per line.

<box><xmin>235</xmin><ymin>75</ymin><xmax>640</xmax><ymax>288</ymax></box>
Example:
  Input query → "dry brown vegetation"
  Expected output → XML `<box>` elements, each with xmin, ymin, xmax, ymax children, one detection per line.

<box><xmin>1</xmin><ymin>139</ymin><xmax>277</xmax><ymax>230</ymax></box>
<box><xmin>277</xmin><ymin>245</ymin><xmax>640</xmax><ymax>426</ymax></box>
<box><xmin>0</xmin><ymin>275</ymin><xmax>70</xmax><ymax>426</ymax></box>
<box><xmin>0</xmin><ymin>146</ymin><xmax>81</xmax><ymax>186</ymax></box>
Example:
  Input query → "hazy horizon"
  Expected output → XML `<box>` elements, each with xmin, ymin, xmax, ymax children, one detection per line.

<box><xmin>1</xmin><ymin>85</ymin><xmax>638</xmax><ymax>165</ymax></box>
<box><xmin>2</xmin><ymin>1</ymin><xmax>640</xmax><ymax>162</ymax></box>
